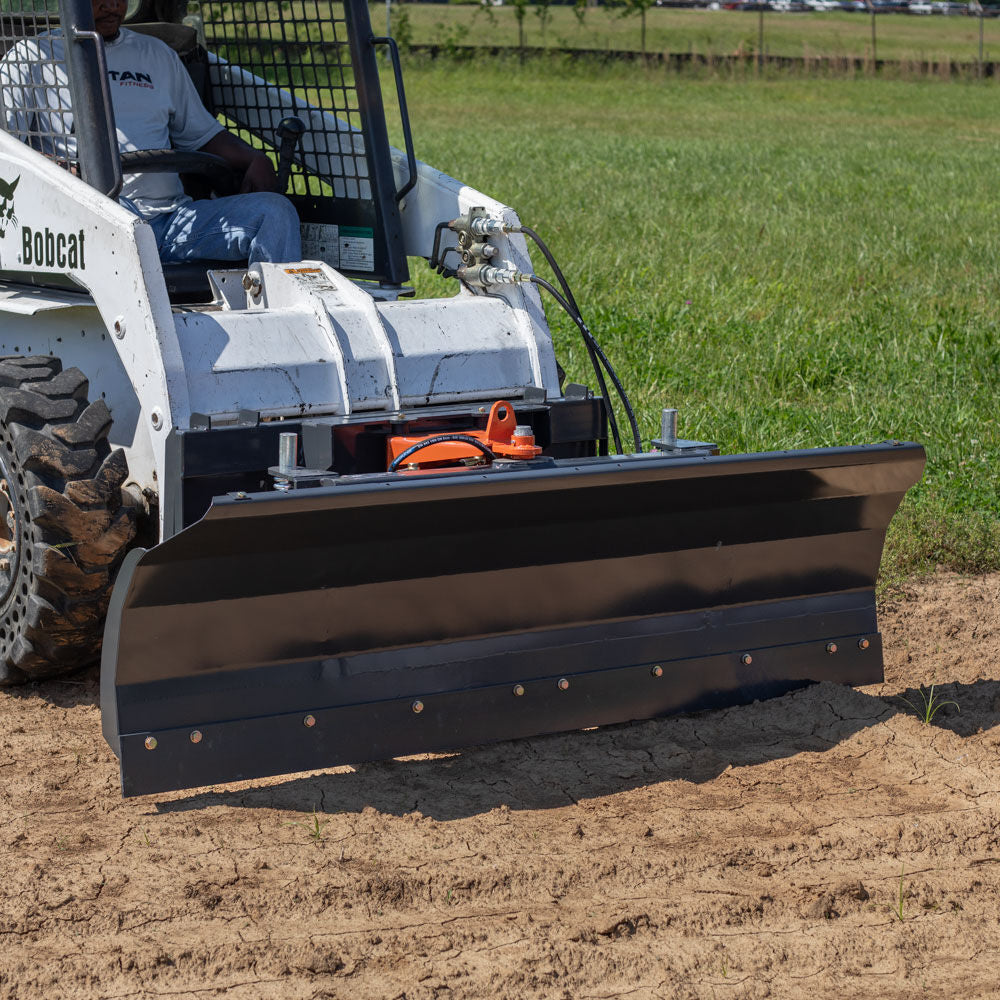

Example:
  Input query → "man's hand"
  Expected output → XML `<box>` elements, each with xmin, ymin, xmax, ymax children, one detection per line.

<box><xmin>199</xmin><ymin>131</ymin><xmax>279</xmax><ymax>193</ymax></box>
<box><xmin>240</xmin><ymin>151</ymin><xmax>278</xmax><ymax>193</ymax></box>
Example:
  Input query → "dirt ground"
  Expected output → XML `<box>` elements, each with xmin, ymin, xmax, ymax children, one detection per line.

<box><xmin>2</xmin><ymin>572</ymin><xmax>999</xmax><ymax>1000</ymax></box>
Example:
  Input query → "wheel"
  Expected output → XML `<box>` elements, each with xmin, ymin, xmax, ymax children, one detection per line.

<box><xmin>0</xmin><ymin>357</ymin><xmax>136</xmax><ymax>685</ymax></box>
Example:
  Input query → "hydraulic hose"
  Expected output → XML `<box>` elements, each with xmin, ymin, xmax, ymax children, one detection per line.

<box><xmin>519</xmin><ymin>226</ymin><xmax>581</xmax><ymax>314</ymax></box>
<box><xmin>429</xmin><ymin>215</ymin><xmax>642</xmax><ymax>453</ymax></box>
<box><xmin>530</xmin><ymin>276</ymin><xmax>623</xmax><ymax>454</ymax></box>
<box><xmin>429</xmin><ymin>221</ymin><xmax>450</xmax><ymax>270</ymax></box>
<box><xmin>519</xmin><ymin>228</ymin><xmax>641</xmax><ymax>454</ymax></box>
<box><xmin>388</xmin><ymin>434</ymin><xmax>496</xmax><ymax>472</ymax></box>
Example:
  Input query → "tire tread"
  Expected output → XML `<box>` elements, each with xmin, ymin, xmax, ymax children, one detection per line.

<box><xmin>0</xmin><ymin>356</ymin><xmax>135</xmax><ymax>683</ymax></box>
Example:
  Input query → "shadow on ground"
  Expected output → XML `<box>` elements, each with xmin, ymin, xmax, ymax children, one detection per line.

<box><xmin>11</xmin><ymin>666</ymin><xmax>1000</xmax><ymax>821</ymax></box>
<box><xmin>150</xmin><ymin>678</ymin><xmax>1000</xmax><ymax>820</ymax></box>
<box><xmin>890</xmin><ymin>679</ymin><xmax>1000</xmax><ymax>737</ymax></box>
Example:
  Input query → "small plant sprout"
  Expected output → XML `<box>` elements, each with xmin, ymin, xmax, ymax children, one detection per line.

<box><xmin>287</xmin><ymin>808</ymin><xmax>330</xmax><ymax>844</ymax></box>
<box><xmin>899</xmin><ymin>685</ymin><xmax>960</xmax><ymax>725</ymax></box>
<box><xmin>894</xmin><ymin>863</ymin><xmax>906</xmax><ymax>921</ymax></box>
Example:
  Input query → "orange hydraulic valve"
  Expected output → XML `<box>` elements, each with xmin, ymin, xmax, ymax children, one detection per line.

<box><xmin>387</xmin><ymin>400</ymin><xmax>543</xmax><ymax>472</ymax></box>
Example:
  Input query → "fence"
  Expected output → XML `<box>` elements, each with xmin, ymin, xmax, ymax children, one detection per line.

<box><xmin>375</xmin><ymin>3</ymin><xmax>1000</xmax><ymax>76</ymax></box>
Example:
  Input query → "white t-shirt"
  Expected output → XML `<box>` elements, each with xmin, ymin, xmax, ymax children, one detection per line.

<box><xmin>0</xmin><ymin>28</ymin><xmax>224</xmax><ymax>217</ymax></box>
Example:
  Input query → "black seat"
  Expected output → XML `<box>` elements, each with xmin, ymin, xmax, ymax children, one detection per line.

<box><xmin>160</xmin><ymin>260</ymin><xmax>244</xmax><ymax>304</ymax></box>
<box><xmin>128</xmin><ymin>24</ymin><xmax>248</xmax><ymax>303</ymax></box>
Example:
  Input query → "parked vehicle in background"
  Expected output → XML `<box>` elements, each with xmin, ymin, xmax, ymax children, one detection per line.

<box><xmin>913</xmin><ymin>0</ymin><xmax>972</xmax><ymax>10</ymax></box>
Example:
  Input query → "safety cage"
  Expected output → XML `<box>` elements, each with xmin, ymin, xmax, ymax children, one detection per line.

<box><xmin>0</xmin><ymin>0</ymin><xmax>412</xmax><ymax>286</ymax></box>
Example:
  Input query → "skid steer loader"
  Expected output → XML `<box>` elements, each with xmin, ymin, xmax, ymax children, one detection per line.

<box><xmin>0</xmin><ymin>0</ymin><xmax>923</xmax><ymax>797</ymax></box>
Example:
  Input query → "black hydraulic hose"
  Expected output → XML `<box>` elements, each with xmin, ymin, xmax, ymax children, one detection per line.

<box><xmin>519</xmin><ymin>225</ymin><xmax>581</xmax><ymax>315</ymax></box>
<box><xmin>429</xmin><ymin>220</ymin><xmax>450</xmax><ymax>270</ymax></box>
<box><xmin>427</xmin><ymin>217</ymin><xmax>641</xmax><ymax>452</ymax></box>
<box><xmin>530</xmin><ymin>276</ymin><xmax>624</xmax><ymax>455</ymax></box>
<box><xmin>436</xmin><ymin>246</ymin><xmax>462</xmax><ymax>275</ymax></box>
<box><xmin>388</xmin><ymin>434</ymin><xmax>496</xmax><ymax>472</ymax></box>
<box><xmin>584</xmin><ymin>323</ymin><xmax>643</xmax><ymax>454</ymax></box>
<box><xmin>520</xmin><ymin>230</ymin><xmax>641</xmax><ymax>453</ymax></box>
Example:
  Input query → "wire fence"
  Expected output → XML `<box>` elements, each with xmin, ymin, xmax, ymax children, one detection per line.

<box><xmin>402</xmin><ymin>41</ymin><xmax>1000</xmax><ymax>76</ymax></box>
<box><xmin>375</xmin><ymin>2</ymin><xmax>1000</xmax><ymax>76</ymax></box>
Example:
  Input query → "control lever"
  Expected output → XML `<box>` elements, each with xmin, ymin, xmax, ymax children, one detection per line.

<box><xmin>274</xmin><ymin>116</ymin><xmax>306</xmax><ymax>194</ymax></box>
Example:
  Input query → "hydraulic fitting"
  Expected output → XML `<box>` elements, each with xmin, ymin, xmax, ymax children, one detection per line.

<box><xmin>470</xmin><ymin>216</ymin><xmax>514</xmax><ymax>237</ymax></box>
<box><xmin>448</xmin><ymin>208</ymin><xmax>516</xmax><ymax>238</ymax></box>
<box><xmin>445</xmin><ymin>208</ymin><xmax>522</xmax><ymax>276</ymax></box>
<box><xmin>463</xmin><ymin>242</ymin><xmax>497</xmax><ymax>264</ymax></box>
<box><xmin>457</xmin><ymin>264</ymin><xmax>530</xmax><ymax>287</ymax></box>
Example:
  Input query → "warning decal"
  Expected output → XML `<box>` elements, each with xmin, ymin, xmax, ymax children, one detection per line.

<box><xmin>339</xmin><ymin>226</ymin><xmax>375</xmax><ymax>272</ymax></box>
<box><xmin>300</xmin><ymin>223</ymin><xmax>340</xmax><ymax>268</ymax></box>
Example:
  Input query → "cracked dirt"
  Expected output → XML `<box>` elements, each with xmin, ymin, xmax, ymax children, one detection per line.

<box><xmin>2</xmin><ymin>571</ymin><xmax>1000</xmax><ymax>999</ymax></box>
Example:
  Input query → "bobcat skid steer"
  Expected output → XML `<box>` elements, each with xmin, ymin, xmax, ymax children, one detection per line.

<box><xmin>0</xmin><ymin>0</ymin><xmax>923</xmax><ymax>796</ymax></box>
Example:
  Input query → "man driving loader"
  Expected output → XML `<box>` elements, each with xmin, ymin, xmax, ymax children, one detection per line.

<box><xmin>1</xmin><ymin>0</ymin><xmax>302</xmax><ymax>265</ymax></box>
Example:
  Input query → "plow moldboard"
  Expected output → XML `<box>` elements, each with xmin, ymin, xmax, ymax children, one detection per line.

<box><xmin>101</xmin><ymin>441</ymin><xmax>925</xmax><ymax>796</ymax></box>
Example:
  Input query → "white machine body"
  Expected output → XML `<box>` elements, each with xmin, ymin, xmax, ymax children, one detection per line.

<box><xmin>0</xmin><ymin>111</ymin><xmax>560</xmax><ymax>535</ymax></box>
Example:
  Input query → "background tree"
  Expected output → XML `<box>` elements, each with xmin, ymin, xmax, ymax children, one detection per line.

<box><xmin>511</xmin><ymin>0</ymin><xmax>529</xmax><ymax>52</ymax></box>
<box><xmin>615</xmin><ymin>0</ymin><xmax>656</xmax><ymax>57</ymax></box>
<box><xmin>535</xmin><ymin>0</ymin><xmax>553</xmax><ymax>47</ymax></box>
<box><xmin>391</xmin><ymin>0</ymin><xmax>413</xmax><ymax>53</ymax></box>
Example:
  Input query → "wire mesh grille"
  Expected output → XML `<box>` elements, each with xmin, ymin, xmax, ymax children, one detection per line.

<box><xmin>0</xmin><ymin>0</ymin><xmax>77</xmax><ymax>171</ymax></box>
<box><xmin>194</xmin><ymin>0</ymin><xmax>371</xmax><ymax>202</ymax></box>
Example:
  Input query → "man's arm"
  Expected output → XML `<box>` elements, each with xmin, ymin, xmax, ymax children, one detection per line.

<box><xmin>199</xmin><ymin>131</ymin><xmax>278</xmax><ymax>194</ymax></box>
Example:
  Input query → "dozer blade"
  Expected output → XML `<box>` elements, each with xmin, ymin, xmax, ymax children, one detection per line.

<box><xmin>101</xmin><ymin>441</ymin><xmax>924</xmax><ymax>797</ymax></box>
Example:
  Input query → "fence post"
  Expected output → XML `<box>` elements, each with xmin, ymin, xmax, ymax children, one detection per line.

<box><xmin>975</xmin><ymin>0</ymin><xmax>985</xmax><ymax>78</ymax></box>
<box><xmin>866</xmin><ymin>0</ymin><xmax>877</xmax><ymax>71</ymax></box>
<box><xmin>757</xmin><ymin>4</ymin><xmax>764</xmax><ymax>73</ymax></box>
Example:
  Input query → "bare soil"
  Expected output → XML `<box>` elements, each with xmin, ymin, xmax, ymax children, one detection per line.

<box><xmin>2</xmin><ymin>571</ymin><xmax>999</xmax><ymax>1000</ymax></box>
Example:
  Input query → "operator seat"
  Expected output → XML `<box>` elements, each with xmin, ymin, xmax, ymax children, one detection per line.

<box><xmin>127</xmin><ymin>21</ymin><xmax>255</xmax><ymax>304</ymax></box>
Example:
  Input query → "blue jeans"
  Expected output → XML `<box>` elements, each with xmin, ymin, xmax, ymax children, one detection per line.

<box><xmin>142</xmin><ymin>192</ymin><xmax>302</xmax><ymax>266</ymax></box>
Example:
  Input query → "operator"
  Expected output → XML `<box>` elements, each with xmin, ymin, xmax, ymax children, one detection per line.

<box><xmin>2</xmin><ymin>0</ymin><xmax>302</xmax><ymax>266</ymax></box>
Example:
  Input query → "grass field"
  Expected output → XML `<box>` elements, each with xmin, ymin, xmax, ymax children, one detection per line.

<box><xmin>381</xmin><ymin>60</ymin><xmax>1000</xmax><ymax>586</ymax></box>
<box><xmin>376</xmin><ymin>3</ymin><xmax>1000</xmax><ymax>65</ymax></box>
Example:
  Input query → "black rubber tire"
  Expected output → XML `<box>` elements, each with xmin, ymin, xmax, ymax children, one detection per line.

<box><xmin>0</xmin><ymin>356</ymin><xmax>136</xmax><ymax>685</ymax></box>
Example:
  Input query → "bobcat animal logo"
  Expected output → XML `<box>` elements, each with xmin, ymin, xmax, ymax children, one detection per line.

<box><xmin>0</xmin><ymin>175</ymin><xmax>19</xmax><ymax>238</ymax></box>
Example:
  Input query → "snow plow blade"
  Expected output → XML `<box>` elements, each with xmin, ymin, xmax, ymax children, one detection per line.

<box><xmin>101</xmin><ymin>441</ymin><xmax>924</xmax><ymax>797</ymax></box>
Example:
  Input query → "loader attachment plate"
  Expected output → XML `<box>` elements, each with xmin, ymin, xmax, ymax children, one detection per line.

<box><xmin>101</xmin><ymin>442</ymin><xmax>924</xmax><ymax>797</ymax></box>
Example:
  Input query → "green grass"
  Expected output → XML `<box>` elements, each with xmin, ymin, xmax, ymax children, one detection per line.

<box><xmin>376</xmin><ymin>3</ymin><xmax>1000</xmax><ymax>64</ymax></box>
<box><xmin>382</xmin><ymin>61</ymin><xmax>1000</xmax><ymax>585</ymax></box>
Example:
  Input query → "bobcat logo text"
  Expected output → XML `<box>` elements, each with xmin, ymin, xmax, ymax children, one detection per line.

<box><xmin>20</xmin><ymin>226</ymin><xmax>86</xmax><ymax>270</ymax></box>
